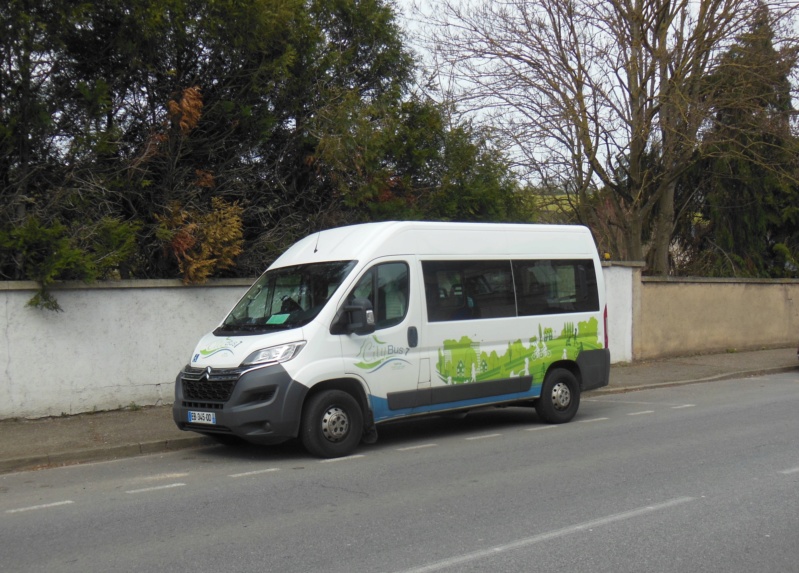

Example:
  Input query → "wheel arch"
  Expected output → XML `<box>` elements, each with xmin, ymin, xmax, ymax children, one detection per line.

<box><xmin>303</xmin><ymin>377</ymin><xmax>374</xmax><ymax>430</ymax></box>
<box><xmin>543</xmin><ymin>360</ymin><xmax>582</xmax><ymax>388</ymax></box>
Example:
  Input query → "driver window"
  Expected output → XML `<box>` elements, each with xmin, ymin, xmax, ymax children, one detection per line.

<box><xmin>351</xmin><ymin>270</ymin><xmax>375</xmax><ymax>302</ymax></box>
<box><xmin>348</xmin><ymin>262</ymin><xmax>409</xmax><ymax>329</ymax></box>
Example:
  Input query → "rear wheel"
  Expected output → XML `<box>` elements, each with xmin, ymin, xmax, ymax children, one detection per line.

<box><xmin>300</xmin><ymin>390</ymin><xmax>363</xmax><ymax>458</ymax></box>
<box><xmin>535</xmin><ymin>368</ymin><xmax>580</xmax><ymax>423</ymax></box>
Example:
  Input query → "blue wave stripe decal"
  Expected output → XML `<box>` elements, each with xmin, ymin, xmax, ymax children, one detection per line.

<box><xmin>366</xmin><ymin>357</ymin><xmax>412</xmax><ymax>373</ymax></box>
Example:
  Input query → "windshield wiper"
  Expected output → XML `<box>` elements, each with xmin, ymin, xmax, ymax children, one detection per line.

<box><xmin>213</xmin><ymin>322</ymin><xmax>293</xmax><ymax>335</ymax></box>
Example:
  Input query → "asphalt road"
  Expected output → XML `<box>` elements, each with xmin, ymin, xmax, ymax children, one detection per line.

<box><xmin>1</xmin><ymin>372</ymin><xmax>798</xmax><ymax>573</ymax></box>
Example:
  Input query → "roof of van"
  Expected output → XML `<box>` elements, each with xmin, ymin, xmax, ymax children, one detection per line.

<box><xmin>270</xmin><ymin>221</ymin><xmax>598</xmax><ymax>269</ymax></box>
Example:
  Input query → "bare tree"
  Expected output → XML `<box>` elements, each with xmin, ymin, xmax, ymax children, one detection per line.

<box><xmin>422</xmin><ymin>0</ymin><xmax>797</xmax><ymax>273</ymax></box>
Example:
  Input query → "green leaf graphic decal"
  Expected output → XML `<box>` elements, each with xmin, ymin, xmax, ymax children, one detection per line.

<box><xmin>436</xmin><ymin>317</ymin><xmax>601</xmax><ymax>384</ymax></box>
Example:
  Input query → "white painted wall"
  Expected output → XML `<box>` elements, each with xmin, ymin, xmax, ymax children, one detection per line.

<box><xmin>1</xmin><ymin>281</ymin><xmax>249</xmax><ymax>419</ymax></box>
<box><xmin>602</xmin><ymin>263</ymin><xmax>639</xmax><ymax>364</ymax></box>
<box><xmin>1</xmin><ymin>267</ymin><xmax>637</xmax><ymax>419</ymax></box>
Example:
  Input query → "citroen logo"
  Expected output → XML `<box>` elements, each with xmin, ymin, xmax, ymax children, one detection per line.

<box><xmin>200</xmin><ymin>366</ymin><xmax>212</xmax><ymax>382</ymax></box>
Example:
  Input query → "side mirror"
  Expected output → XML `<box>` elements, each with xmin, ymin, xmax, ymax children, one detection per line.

<box><xmin>331</xmin><ymin>298</ymin><xmax>376</xmax><ymax>335</ymax></box>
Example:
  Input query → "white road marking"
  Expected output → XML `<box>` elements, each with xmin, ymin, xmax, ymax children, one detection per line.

<box><xmin>228</xmin><ymin>468</ymin><xmax>281</xmax><ymax>478</ymax></box>
<box><xmin>6</xmin><ymin>500</ymin><xmax>75</xmax><ymax>514</ymax></box>
<box><xmin>671</xmin><ymin>404</ymin><xmax>695</xmax><ymax>409</ymax></box>
<box><xmin>526</xmin><ymin>426</ymin><xmax>558</xmax><ymax>432</ymax></box>
<box><xmin>466</xmin><ymin>433</ymin><xmax>501</xmax><ymax>441</ymax></box>
<box><xmin>320</xmin><ymin>455</ymin><xmax>365</xmax><ymax>463</ymax></box>
<box><xmin>397</xmin><ymin>444</ymin><xmax>438</xmax><ymax>451</ymax></box>
<box><xmin>137</xmin><ymin>472</ymin><xmax>189</xmax><ymax>482</ymax></box>
<box><xmin>779</xmin><ymin>467</ymin><xmax>799</xmax><ymax>475</ymax></box>
<box><xmin>392</xmin><ymin>497</ymin><xmax>696</xmax><ymax>573</ymax></box>
<box><xmin>628</xmin><ymin>410</ymin><xmax>655</xmax><ymax>416</ymax></box>
<box><xmin>579</xmin><ymin>417</ymin><xmax>609</xmax><ymax>423</ymax></box>
<box><xmin>125</xmin><ymin>483</ymin><xmax>186</xmax><ymax>494</ymax></box>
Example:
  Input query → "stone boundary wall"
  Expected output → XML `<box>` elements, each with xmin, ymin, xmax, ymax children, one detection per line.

<box><xmin>636</xmin><ymin>276</ymin><xmax>799</xmax><ymax>360</ymax></box>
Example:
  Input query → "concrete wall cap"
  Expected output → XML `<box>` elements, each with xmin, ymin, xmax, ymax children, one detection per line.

<box><xmin>0</xmin><ymin>278</ymin><xmax>256</xmax><ymax>292</ymax></box>
<box><xmin>642</xmin><ymin>276</ymin><xmax>799</xmax><ymax>285</ymax></box>
<box><xmin>601</xmin><ymin>261</ymin><xmax>646</xmax><ymax>268</ymax></box>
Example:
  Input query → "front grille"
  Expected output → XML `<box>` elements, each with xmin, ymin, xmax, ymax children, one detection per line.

<box><xmin>182</xmin><ymin>400</ymin><xmax>224</xmax><ymax>410</ymax></box>
<box><xmin>185</xmin><ymin>423</ymin><xmax>233</xmax><ymax>433</ymax></box>
<box><xmin>181</xmin><ymin>366</ymin><xmax>242</xmax><ymax>403</ymax></box>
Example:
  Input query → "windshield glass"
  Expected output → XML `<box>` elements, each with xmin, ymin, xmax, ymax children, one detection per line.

<box><xmin>215</xmin><ymin>260</ymin><xmax>357</xmax><ymax>335</ymax></box>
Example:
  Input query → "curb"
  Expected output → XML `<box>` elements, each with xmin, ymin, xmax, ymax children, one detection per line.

<box><xmin>590</xmin><ymin>365</ymin><xmax>799</xmax><ymax>395</ymax></box>
<box><xmin>0</xmin><ymin>436</ymin><xmax>214</xmax><ymax>475</ymax></box>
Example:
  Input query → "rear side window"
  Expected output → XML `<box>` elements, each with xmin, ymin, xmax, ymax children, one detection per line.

<box><xmin>422</xmin><ymin>259</ymin><xmax>599</xmax><ymax>322</ymax></box>
<box><xmin>422</xmin><ymin>261</ymin><xmax>515</xmax><ymax>322</ymax></box>
<box><xmin>512</xmin><ymin>259</ymin><xmax>599</xmax><ymax>315</ymax></box>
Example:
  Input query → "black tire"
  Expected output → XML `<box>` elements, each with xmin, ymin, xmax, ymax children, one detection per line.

<box><xmin>535</xmin><ymin>368</ymin><xmax>580</xmax><ymax>424</ymax></box>
<box><xmin>300</xmin><ymin>390</ymin><xmax>363</xmax><ymax>458</ymax></box>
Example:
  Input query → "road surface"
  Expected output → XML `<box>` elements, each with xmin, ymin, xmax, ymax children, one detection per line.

<box><xmin>2</xmin><ymin>373</ymin><xmax>798</xmax><ymax>572</ymax></box>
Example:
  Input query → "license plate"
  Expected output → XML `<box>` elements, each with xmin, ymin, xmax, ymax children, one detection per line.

<box><xmin>188</xmin><ymin>411</ymin><xmax>216</xmax><ymax>425</ymax></box>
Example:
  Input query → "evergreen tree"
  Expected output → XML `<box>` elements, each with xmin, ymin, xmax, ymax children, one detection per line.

<box><xmin>675</xmin><ymin>6</ymin><xmax>799</xmax><ymax>277</ymax></box>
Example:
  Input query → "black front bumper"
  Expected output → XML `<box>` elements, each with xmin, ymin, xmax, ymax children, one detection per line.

<box><xmin>172</xmin><ymin>363</ymin><xmax>309</xmax><ymax>445</ymax></box>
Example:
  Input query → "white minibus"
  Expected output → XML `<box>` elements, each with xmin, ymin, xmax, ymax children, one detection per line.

<box><xmin>173</xmin><ymin>222</ymin><xmax>610</xmax><ymax>457</ymax></box>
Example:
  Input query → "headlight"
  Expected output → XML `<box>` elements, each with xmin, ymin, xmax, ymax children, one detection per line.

<box><xmin>242</xmin><ymin>342</ymin><xmax>306</xmax><ymax>366</ymax></box>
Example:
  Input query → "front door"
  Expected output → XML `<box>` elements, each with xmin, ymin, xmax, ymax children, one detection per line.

<box><xmin>339</xmin><ymin>259</ymin><xmax>425</xmax><ymax>422</ymax></box>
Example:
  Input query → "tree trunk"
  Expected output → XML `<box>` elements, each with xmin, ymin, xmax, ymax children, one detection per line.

<box><xmin>650</xmin><ymin>181</ymin><xmax>676</xmax><ymax>275</ymax></box>
<box><xmin>624</xmin><ymin>214</ymin><xmax>645</xmax><ymax>263</ymax></box>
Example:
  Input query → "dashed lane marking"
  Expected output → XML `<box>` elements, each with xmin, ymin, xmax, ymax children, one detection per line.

<box><xmin>466</xmin><ymin>433</ymin><xmax>502</xmax><ymax>441</ymax></box>
<box><xmin>320</xmin><ymin>455</ymin><xmax>365</xmax><ymax>463</ymax></box>
<box><xmin>136</xmin><ymin>472</ymin><xmax>189</xmax><ymax>482</ymax></box>
<box><xmin>125</xmin><ymin>483</ymin><xmax>186</xmax><ymax>494</ymax></box>
<box><xmin>397</xmin><ymin>444</ymin><xmax>438</xmax><ymax>452</ymax></box>
<box><xmin>228</xmin><ymin>468</ymin><xmax>281</xmax><ymax>478</ymax></box>
<box><xmin>6</xmin><ymin>500</ymin><xmax>75</xmax><ymax>514</ymax></box>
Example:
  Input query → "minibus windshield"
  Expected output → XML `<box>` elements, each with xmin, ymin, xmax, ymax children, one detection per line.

<box><xmin>215</xmin><ymin>260</ymin><xmax>357</xmax><ymax>335</ymax></box>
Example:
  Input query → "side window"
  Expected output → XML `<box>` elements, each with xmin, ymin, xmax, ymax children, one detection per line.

<box><xmin>349</xmin><ymin>262</ymin><xmax>409</xmax><ymax>329</ymax></box>
<box><xmin>513</xmin><ymin>259</ymin><xmax>599</xmax><ymax>315</ymax></box>
<box><xmin>571</xmin><ymin>260</ymin><xmax>600</xmax><ymax>312</ymax></box>
<box><xmin>422</xmin><ymin>261</ymin><xmax>515</xmax><ymax>322</ymax></box>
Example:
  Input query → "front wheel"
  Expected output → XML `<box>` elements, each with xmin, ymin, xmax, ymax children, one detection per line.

<box><xmin>300</xmin><ymin>390</ymin><xmax>364</xmax><ymax>458</ymax></box>
<box><xmin>535</xmin><ymin>368</ymin><xmax>580</xmax><ymax>424</ymax></box>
